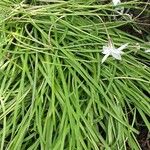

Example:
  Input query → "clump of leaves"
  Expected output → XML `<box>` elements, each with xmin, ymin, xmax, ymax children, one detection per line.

<box><xmin>0</xmin><ymin>0</ymin><xmax>149</xmax><ymax>149</ymax></box>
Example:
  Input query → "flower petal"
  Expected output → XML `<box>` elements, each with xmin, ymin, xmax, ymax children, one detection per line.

<box><xmin>101</xmin><ymin>54</ymin><xmax>109</xmax><ymax>63</ymax></box>
<box><xmin>112</xmin><ymin>0</ymin><xmax>121</xmax><ymax>6</ymax></box>
<box><xmin>111</xmin><ymin>52</ymin><xmax>122</xmax><ymax>60</ymax></box>
<box><xmin>102</xmin><ymin>46</ymin><xmax>110</xmax><ymax>54</ymax></box>
<box><xmin>117</xmin><ymin>43</ymin><xmax>128</xmax><ymax>51</ymax></box>
<box><xmin>145</xmin><ymin>49</ymin><xmax>150</xmax><ymax>53</ymax></box>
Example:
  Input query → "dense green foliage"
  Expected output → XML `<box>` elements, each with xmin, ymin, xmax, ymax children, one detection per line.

<box><xmin>0</xmin><ymin>0</ymin><xmax>150</xmax><ymax>149</ymax></box>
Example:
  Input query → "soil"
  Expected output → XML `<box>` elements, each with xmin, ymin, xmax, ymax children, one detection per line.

<box><xmin>136</xmin><ymin>115</ymin><xmax>150</xmax><ymax>150</ymax></box>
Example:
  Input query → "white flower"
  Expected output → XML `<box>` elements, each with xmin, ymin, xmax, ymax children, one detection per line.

<box><xmin>102</xmin><ymin>40</ymin><xmax>128</xmax><ymax>63</ymax></box>
<box><xmin>112</xmin><ymin>0</ymin><xmax>121</xmax><ymax>6</ymax></box>
<box><xmin>145</xmin><ymin>49</ymin><xmax>150</xmax><ymax>53</ymax></box>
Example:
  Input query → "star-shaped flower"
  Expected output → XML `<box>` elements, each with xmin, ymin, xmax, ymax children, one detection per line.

<box><xmin>101</xmin><ymin>40</ymin><xmax>128</xmax><ymax>63</ymax></box>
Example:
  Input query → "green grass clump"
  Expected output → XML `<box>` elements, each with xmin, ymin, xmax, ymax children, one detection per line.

<box><xmin>0</xmin><ymin>0</ymin><xmax>150</xmax><ymax>149</ymax></box>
